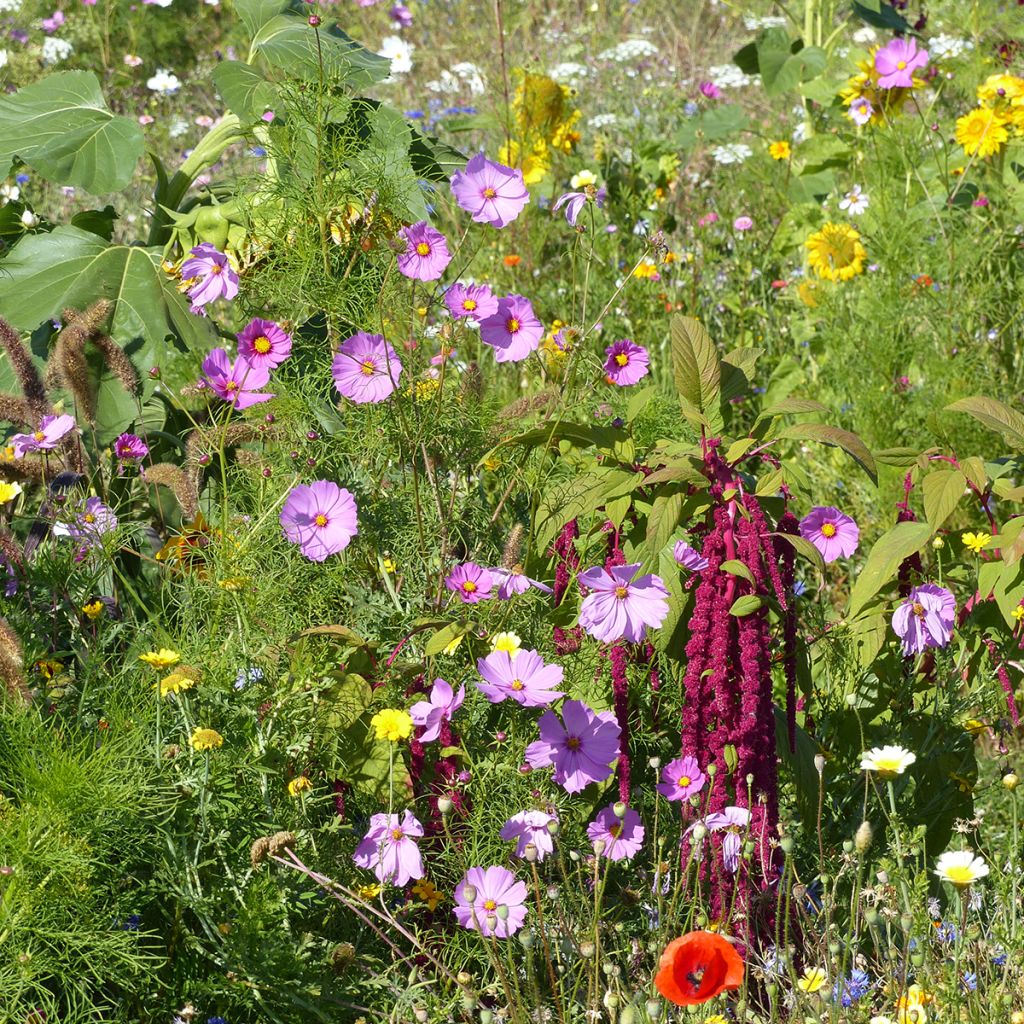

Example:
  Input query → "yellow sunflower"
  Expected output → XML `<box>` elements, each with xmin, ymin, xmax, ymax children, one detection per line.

<box><xmin>805</xmin><ymin>223</ymin><xmax>867</xmax><ymax>282</ymax></box>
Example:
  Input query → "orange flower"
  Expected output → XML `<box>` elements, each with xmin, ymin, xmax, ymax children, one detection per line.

<box><xmin>654</xmin><ymin>932</ymin><xmax>744</xmax><ymax>1006</ymax></box>
<box><xmin>503</xmin><ymin>254</ymin><xmax>521</xmax><ymax>267</ymax></box>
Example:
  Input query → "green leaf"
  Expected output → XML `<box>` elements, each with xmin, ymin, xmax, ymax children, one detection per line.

<box><xmin>670</xmin><ymin>315</ymin><xmax>721</xmax><ymax>431</ymax></box>
<box><xmin>0</xmin><ymin>71</ymin><xmax>145</xmax><ymax>194</ymax></box>
<box><xmin>535</xmin><ymin>468</ymin><xmax>643</xmax><ymax>551</ymax></box>
<box><xmin>721</xmin><ymin>559</ymin><xmax>755</xmax><ymax>584</ymax></box>
<box><xmin>211</xmin><ymin>61</ymin><xmax>277</xmax><ymax>120</ymax></box>
<box><xmin>0</xmin><ymin>226</ymin><xmax>214</xmax><ymax>357</ymax></box>
<box><xmin>645</xmin><ymin>490</ymin><xmax>685</xmax><ymax>558</ymax></box>
<box><xmin>757</xmin><ymin>396</ymin><xmax>830</xmax><ymax>421</ymax></box>
<box><xmin>250</xmin><ymin>17</ymin><xmax>390</xmax><ymax>87</ymax></box>
<box><xmin>729</xmin><ymin>594</ymin><xmax>765</xmax><ymax>616</ymax></box>
<box><xmin>946</xmin><ymin>396</ymin><xmax>1024</xmax><ymax>451</ymax></box>
<box><xmin>788</xmin><ymin>169</ymin><xmax>836</xmax><ymax>203</ymax></box>
<box><xmin>852</xmin><ymin>0</ymin><xmax>912</xmax><ymax>32</ymax></box>
<box><xmin>234</xmin><ymin>0</ymin><xmax>293</xmax><ymax>36</ymax></box>
<box><xmin>424</xmin><ymin>621</ymin><xmax>474</xmax><ymax>657</ymax></box>
<box><xmin>70</xmin><ymin>205</ymin><xmax>118</xmax><ymax>242</ymax></box>
<box><xmin>874</xmin><ymin>447</ymin><xmax>920</xmax><ymax>468</ymax></box>
<box><xmin>698</xmin><ymin>104</ymin><xmax>749</xmax><ymax>140</ymax></box>
<box><xmin>921</xmin><ymin>468</ymin><xmax>966</xmax><ymax>529</ymax></box>
<box><xmin>770</xmin><ymin>531</ymin><xmax>825</xmax><ymax>574</ymax></box>
<box><xmin>848</xmin><ymin>521</ymin><xmax>933</xmax><ymax>617</ymax></box>
<box><xmin>777</xmin><ymin>422</ymin><xmax>877</xmax><ymax>483</ymax></box>
<box><xmin>720</xmin><ymin>346</ymin><xmax>762</xmax><ymax>403</ymax></box>
<box><xmin>409</xmin><ymin>130</ymin><xmax>467</xmax><ymax>182</ymax></box>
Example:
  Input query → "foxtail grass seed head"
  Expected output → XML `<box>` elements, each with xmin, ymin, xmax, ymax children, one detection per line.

<box><xmin>855</xmin><ymin>820</ymin><xmax>874</xmax><ymax>853</ymax></box>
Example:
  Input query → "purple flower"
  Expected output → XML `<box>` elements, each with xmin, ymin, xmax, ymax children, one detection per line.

<box><xmin>603</xmin><ymin>339</ymin><xmax>649</xmax><ymax>386</ymax></box>
<box><xmin>525</xmin><ymin>699</ymin><xmax>620</xmax><ymax>794</ymax></box>
<box><xmin>799</xmin><ymin>506</ymin><xmax>859</xmax><ymax>562</ymax></box>
<box><xmin>479</xmin><ymin>294</ymin><xmax>544</xmax><ymax>363</ymax></box>
<box><xmin>733</xmin><ymin>216</ymin><xmax>753</xmax><ymax>231</ymax></box>
<box><xmin>280</xmin><ymin>481</ymin><xmax>358</xmax><ymax>562</ymax></box>
<box><xmin>578</xmin><ymin>563</ymin><xmax>670</xmax><ymax>643</ymax></box>
<box><xmin>113</xmin><ymin>432</ymin><xmax>149</xmax><ymax>467</ymax></box>
<box><xmin>352</xmin><ymin>810</ymin><xmax>424</xmax><ymax>886</ymax></box>
<box><xmin>553</xmin><ymin>186</ymin><xmax>606</xmax><ymax>227</ymax></box>
<box><xmin>874</xmin><ymin>37</ymin><xmax>928</xmax><ymax>89</ymax></box>
<box><xmin>201</xmin><ymin>349</ymin><xmax>273</xmax><ymax>409</ymax></box>
<box><xmin>699</xmin><ymin>81</ymin><xmax>722</xmax><ymax>99</ymax></box>
<box><xmin>445</xmin><ymin>562</ymin><xmax>493</xmax><ymax>603</ymax></box>
<box><xmin>453</xmin><ymin>865</ymin><xmax>528</xmax><ymax>937</ymax></box>
<box><xmin>892</xmin><ymin>583</ymin><xmax>955</xmax><ymax>656</ymax></box>
<box><xmin>41</xmin><ymin>10</ymin><xmax>65</xmax><ymax>32</ymax></box>
<box><xmin>488</xmin><ymin>567</ymin><xmax>553</xmax><ymax>599</ymax></box>
<box><xmin>236</xmin><ymin>318</ymin><xmax>292</xmax><ymax>370</ymax></box>
<box><xmin>587</xmin><ymin>804</ymin><xmax>645</xmax><ymax>861</ymax></box>
<box><xmin>673</xmin><ymin>540</ymin><xmax>708</xmax><ymax>571</ymax></box>
<box><xmin>389</xmin><ymin>2</ymin><xmax>412</xmax><ymax>26</ymax></box>
<box><xmin>499</xmin><ymin>810</ymin><xmax>557</xmax><ymax>861</ymax></box>
<box><xmin>687</xmin><ymin>805</ymin><xmax>750</xmax><ymax>873</ymax></box>
<box><xmin>444</xmin><ymin>282</ymin><xmax>499</xmax><ymax>323</ymax></box>
<box><xmin>332</xmin><ymin>332</ymin><xmax>402</xmax><ymax>404</ymax></box>
<box><xmin>68</xmin><ymin>497</ymin><xmax>118</xmax><ymax>545</ymax></box>
<box><xmin>396</xmin><ymin>221</ymin><xmax>452</xmax><ymax>281</ymax></box>
<box><xmin>476</xmin><ymin>648</ymin><xmax>565</xmax><ymax>707</ymax></box>
<box><xmin>450</xmin><ymin>154</ymin><xmax>530</xmax><ymax>229</ymax></box>
<box><xmin>180</xmin><ymin>243</ymin><xmax>239</xmax><ymax>310</ymax></box>
<box><xmin>656</xmin><ymin>755</ymin><xmax>706</xmax><ymax>801</ymax></box>
<box><xmin>410</xmin><ymin>678</ymin><xmax>464</xmax><ymax>742</ymax></box>
<box><xmin>11</xmin><ymin>413</ymin><xmax>76</xmax><ymax>458</ymax></box>
<box><xmin>849</xmin><ymin>97</ymin><xmax>874</xmax><ymax>125</ymax></box>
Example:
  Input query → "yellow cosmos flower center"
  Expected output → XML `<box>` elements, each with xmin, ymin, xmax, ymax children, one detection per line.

<box><xmin>253</xmin><ymin>336</ymin><xmax>272</xmax><ymax>353</ymax></box>
<box><xmin>506</xmin><ymin>317</ymin><xmax>520</xmax><ymax>334</ymax></box>
<box><xmin>609</xmin><ymin>824</ymin><xmax>622</xmax><ymax>838</ymax></box>
<box><xmin>483</xmin><ymin>898</ymin><xmax>497</xmax><ymax>910</ymax></box>
<box><xmin>912</xmin><ymin>601</ymin><xmax>925</xmax><ymax>618</ymax></box>
<box><xmin>614</xmin><ymin>585</ymin><xmax>629</xmax><ymax>599</ymax></box>
<box><xmin>225</xmin><ymin>380</ymin><xmax>238</xmax><ymax>392</ymax></box>
<box><xmin>415</xmin><ymin>242</ymin><xmax>431</xmax><ymax>256</ymax></box>
<box><xmin>462</xmin><ymin>580</ymin><xmax>477</xmax><ymax>593</ymax></box>
<box><xmin>314</xmin><ymin>514</ymin><xmax>329</xmax><ymax>527</ymax></box>
<box><xmin>567</xmin><ymin>736</ymin><xmax>581</xmax><ymax>750</ymax></box>
<box><xmin>679</xmin><ymin>775</ymin><xmax>691</xmax><ymax>788</ymax></box>
<box><xmin>615</xmin><ymin>353</ymin><xmax>629</xmax><ymax>366</ymax></box>
<box><xmin>210</xmin><ymin>264</ymin><xmax>223</xmax><ymax>275</ymax></box>
<box><xmin>360</xmin><ymin>359</ymin><xmax>376</xmax><ymax>376</ymax></box>
<box><xmin>896</xmin><ymin>60</ymin><xmax>907</xmax><ymax>70</ymax></box>
<box><xmin>483</xmin><ymin>187</ymin><xmax>497</xmax><ymax>199</ymax></box>
<box><xmin>83</xmin><ymin>513</ymin><xmax>96</xmax><ymax>524</ymax></box>
<box><xmin>510</xmin><ymin>679</ymin><xmax>524</xmax><ymax>690</ymax></box>
<box><xmin>33</xmin><ymin>431</ymin><xmax>45</xmax><ymax>441</ymax></box>
<box><xmin>462</xmin><ymin>299</ymin><xmax>477</xmax><ymax>311</ymax></box>
<box><xmin>820</xmin><ymin>522</ymin><xmax>836</xmax><ymax>538</ymax></box>
<box><xmin>391</xmin><ymin>827</ymin><xmax>404</xmax><ymax>840</ymax></box>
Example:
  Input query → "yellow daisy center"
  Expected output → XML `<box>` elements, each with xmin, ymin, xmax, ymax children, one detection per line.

<box><xmin>679</xmin><ymin>775</ymin><xmax>691</xmax><ymax>788</ymax></box>
<box><xmin>225</xmin><ymin>380</ymin><xmax>238</xmax><ymax>392</ymax></box>
<box><xmin>84</xmin><ymin>513</ymin><xmax>96</xmax><ymax>524</ymax></box>
<box><xmin>391</xmin><ymin>827</ymin><xmax>404</xmax><ymax>840</ymax></box>
<box><xmin>942</xmin><ymin>865</ymin><xmax>977</xmax><ymax>886</ymax></box>
<box><xmin>896</xmin><ymin>60</ymin><xmax>907</xmax><ymax>70</ymax></box>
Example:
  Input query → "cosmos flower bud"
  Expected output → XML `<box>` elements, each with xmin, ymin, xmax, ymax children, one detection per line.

<box><xmin>580</xmin><ymin>941</ymin><xmax>596</xmax><ymax>958</ymax></box>
<box><xmin>485</xmin><ymin>913</ymin><xmax>498</xmax><ymax>931</ymax></box>
<box><xmin>414</xmin><ymin>1009</ymin><xmax>428</xmax><ymax>1023</ymax></box>
<box><xmin>619</xmin><ymin>1006</ymin><xmax>636</xmax><ymax>1024</ymax></box>
<box><xmin>546</xmin><ymin>818</ymin><xmax>560</xmax><ymax>836</ymax></box>
<box><xmin>691</xmin><ymin>823</ymin><xmax>707</xmax><ymax>842</ymax></box>
<box><xmin>494</xmin><ymin>904</ymin><xmax>509</xmax><ymax>921</ymax></box>
<box><xmin>461</xmin><ymin>884</ymin><xmax>476</xmax><ymax>903</ymax></box>
<box><xmin>648</xmin><ymin>756</ymin><xmax>661</xmax><ymax>769</ymax></box>
<box><xmin>855</xmin><ymin>820</ymin><xmax>874</xmax><ymax>853</ymax></box>
<box><xmin>612</xmin><ymin>801</ymin><xmax>627</xmax><ymax>819</ymax></box>
<box><xmin>780</xmin><ymin>836</ymin><xmax>795</xmax><ymax>854</ymax></box>
<box><xmin>603</xmin><ymin>992</ymin><xmax>619</xmax><ymax>1010</ymax></box>
<box><xmin>479</xmin><ymin>1012</ymin><xmax>493</xmax><ymax>1024</ymax></box>
<box><xmin>519</xmin><ymin>930</ymin><xmax>535</xmax><ymax>949</ymax></box>
<box><xmin>592</xmin><ymin>839</ymin><xmax>607</xmax><ymax>856</ymax></box>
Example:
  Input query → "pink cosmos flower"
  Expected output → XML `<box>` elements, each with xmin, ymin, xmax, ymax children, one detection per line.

<box><xmin>603</xmin><ymin>339</ymin><xmax>649</xmax><ymax>386</ymax></box>
<box><xmin>686</xmin><ymin>805</ymin><xmax>750</xmax><ymax>873</ymax></box>
<box><xmin>656</xmin><ymin>755</ymin><xmax>706</xmax><ymax>802</ymax></box>
<box><xmin>41</xmin><ymin>10</ymin><xmax>65</xmax><ymax>32</ymax></box>
<box><xmin>450</xmin><ymin>154</ymin><xmax>530</xmax><ymax>228</ymax></box>
<box><xmin>874</xmin><ymin>37</ymin><xmax>928</xmax><ymax>89</ymax></box>
<box><xmin>799</xmin><ymin>506</ymin><xmax>859</xmax><ymax>562</ymax></box>
<box><xmin>389</xmin><ymin>2</ymin><xmax>412</xmax><ymax>26</ymax></box>
<box><xmin>479</xmin><ymin>294</ymin><xmax>544</xmax><ymax>362</ymax></box>
<box><xmin>445</xmin><ymin>562</ymin><xmax>493</xmax><ymax>603</ymax></box>
<box><xmin>201</xmin><ymin>349</ymin><xmax>273</xmax><ymax>409</ymax></box>
<box><xmin>444</xmin><ymin>282</ymin><xmax>499</xmax><ymax>323</ymax></box>
<box><xmin>180</xmin><ymin>243</ymin><xmax>239</xmax><ymax>311</ymax></box>
<box><xmin>11</xmin><ymin>413</ymin><xmax>76</xmax><ymax>458</ymax></box>
<box><xmin>453</xmin><ymin>865</ymin><xmax>528</xmax><ymax>938</ymax></box>
<box><xmin>892</xmin><ymin>583</ymin><xmax>955</xmax><ymax>657</ymax></box>
<box><xmin>578</xmin><ymin>563</ymin><xmax>670</xmax><ymax>643</ymax></box>
<box><xmin>280</xmin><ymin>481</ymin><xmax>358</xmax><ymax>562</ymax></box>
<box><xmin>396</xmin><ymin>221</ymin><xmax>452</xmax><ymax>281</ymax></box>
<box><xmin>587</xmin><ymin>804</ymin><xmax>645</xmax><ymax>861</ymax></box>
<box><xmin>68</xmin><ymin>497</ymin><xmax>118</xmax><ymax>546</ymax></box>
<box><xmin>499</xmin><ymin>810</ymin><xmax>557</xmax><ymax>861</ymax></box>
<box><xmin>236</xmin><ymin>318</ymin><xmax>292</xmax><ymax>370</ymax></box>
<box><xmin>733</xmin><ymin>216</ymin><xmax>753</xmax><ymax>231</ymax></box>
<box><xmin>553</xmin><ymin>186</ymin><xmax>606</xmax><ymax>227</ymax></box>
<box><xmin>525</xmin><ymin>699</ymin><xmax>621</xmax><ymax>794</ymax></box>
<box><xmin>352</xmin><ymin>810</ymin><xmax>424</xmax><ymax>886</ymax></box>
<box><xmin>488</xmin><ymin>567</ymin><xmax>553</xmax><ymax>599</ymax></box>
<box><xmin>476</xmin><ymin>648</ymin><xmax>565</xmax><ymax>707</ymax></box>
<box><xmin>699</xmin><ymin>81</ymin><xmax>722</xmax><ymax>99</ymax></box>
<box><xmin>410</xmin><ymin>678</ymin><xmax>464</xmax><ymax>743</ymax></box>
<box><xmin>114</xmin><ymin>433</ymin><xmax>148</xmax><ymax>464</ymax></box>
<box><xmin>332</xmin><ymin>332</ymin><xmax>402</xmax><ymax>404</ymax></box>
<box><xmin>849</xmin><ymin>97</ymin><xmax>874</xmax><ymax>125</ymax></box>
<box><xmin>673</xmin><ymin>540</ymin><xmax>708</xmax><ymax>572</ymax></box>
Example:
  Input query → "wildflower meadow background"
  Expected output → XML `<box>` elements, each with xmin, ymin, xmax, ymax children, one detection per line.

<box><xmin>2</xmin><ymin>0</ymin><xmax>1024</xmax><ymax>1022</ymax></box>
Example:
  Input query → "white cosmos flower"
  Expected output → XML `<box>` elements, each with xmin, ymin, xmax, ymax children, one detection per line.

<box><xmin>379</xmin><ymin>35</ymin><xmax>413</xmax><ymax>75</ymax></box>
<box><xmin>146</xmin><ymin>68</ymin><xmax>181</xmax><ymax>94</ymax></box>
<box><xmin>839</xmin><ymin>185</ymin><xmax>870</xmax><ymax>216</ymax></box>
<box><xmin>860</xmin><ymin>745</ymin><xmax>916</xmax><ymax>777</ymax></box>
<box><xmin>934</xmin><ymin>850</ymin><xmax>989</xmax><ymax>888</ymax></box>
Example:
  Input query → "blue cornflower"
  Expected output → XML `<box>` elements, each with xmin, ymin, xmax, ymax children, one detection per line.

<box><xmin>404</xmin><ymin>109</ymin><xmax>425</xmax><ymax>120</ymax></box>
<box><xmin>208</xmin><ymin>1018</ymin><xmax>227</xmax><ymax>1024</ymax></box>
<box><xmin>991</xmin><ymin>946</ymin><xmax>1008</xmax><ymax>966</ymax></box>
<box><xmin>935</xmin><ymin>921</ymin><xmax>958</xmax><ymax>943</ymax></box>
<box><xmin>249</xmin><ymin>146</ymin><xmax>267</xmax><ymax>157</ymax></box>
<box><xmin>792</xmin><ymin>579</ymin><xmax>807</xmax><ymax>597</ymax></box>
<box><xmin>123</xmin><ymin>914</ymin><xmax>141</xmax><ymax>931</ymax></box>
<box><xmin>961</xmin><ymin>972</ymin><xmax>977</xmax><ymax>992</ymax></box>
<box><xmin>832</xmin><ymin>968</ymin><xmax>871</xmax><ymax>1006</ymax></box>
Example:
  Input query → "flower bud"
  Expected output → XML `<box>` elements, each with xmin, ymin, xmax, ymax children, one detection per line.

<box><xmin>524</xmin><ymin>842</ymin><xmax>538</xmax><ymax>863</ymax></box>
<box><xmin>308</xmin><ymin>13</ymin><xmax>321</xmax><ymax>25</ymax></box>
<box><xmin>593</xmin><ymin>839</ymin><xmax>607</xmax><ymax>856</ymax></box>
<box><xmin>1003</xmin><ymin>772</ymin><xmax>1019</xmax><ymax>791</ymax></box>
<box><xmin>843</xmin><ymin>840</ymin><xmax>854</xmax><ymax>854</ymax></box>
<box><xmin>456</xmin><ymin>971</ymin><xmax>472</xmax><ymax>987</ymax></box>
<box><xmin>414</xmin><ymin>1009</ymin><xmax>428</xmax><ymax>1023</ymax></box>
<box><xmin>780</xmin><ymin>836</ymin><xmax>794</xmax><ymax>855</ymax></box>
<box><xmin>855</xmin><ymin>820</ymin><xmax>873</xmax><ymax>854</ymax></box>
<box><xmin>495</xmin><ymin>903</ymin><xmax>509</xmax><ymax>921</ymax></box>
<box><xmin>602</xmin><ymin>991</ymin><xmax>619</xmax><ymax>1011</ymax></box>
<box><xmin>580</xmin><ymin>941</ymin><xmax>596</xmax><ymax>958</ymax></box>
<box><xmin>613</xmin><ymin>801</ymin><xmax>627</xmax><ymax>819</ymax></box>
<box><xmin>932</xmin><ymin>535</ymin><xmax>944</xmax><ymax>549</ymax></box>
<box><xmin>691</xmin><ymin>823</ymin><xmax>707</xmax><ymax>842</ymax></box>
<box><xmin>519</xmin><ymin>929</ymin><xmax>535</xmax><ymax>949</ymax></box>
<box><xmin>461</xmin><ymin>884</ymin><xmax>477</xmax><ymax>903</ymax></box>
<box><xmin>900</xmin><ymin>913</ymin><xmax>913</xmax><ymax>933</ymax></box>
<box><xmin>648</xmin><ymin>756</ymin><xmax>661</xmax><ymax>769</ymax></box>
<box><xmin>814</xmin><ymin>754</ymin><xmax>825</xmax><ymax>775</ymax></box>
<box><xmin>645</xmin><ymin>1000</ymin><xmax>662</xmax><ymax>1021</ymax></box>
<box><xmin>437</xmin><ymin>796</ymin><xmax>453</xmax><ymax>815</ymax></box>
<box><xmin>546</xmin><ymin>818</ymin><xmax>560</xmax><ymax>836</ymax></box>
<box><xmin>486</xmin><ymin>913</ymin><xmax>498</xmax><ymax>931</ymax></box>
<box><xmin>479</xmin><ymin>1011</ymin><xmax>493</xmax><ymax>1024</ymax></box>
<box><xmin>865</xmin><ymin>909</ymin><xmax>879</xmax><ymax>927</ymax></box>
<box><xmin>619</xmin><ymin>1005</ymin><xmax>636</xmax><ymax>1024</ymax></box>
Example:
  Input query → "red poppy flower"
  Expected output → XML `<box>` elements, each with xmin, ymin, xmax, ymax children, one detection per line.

<box><xmin>654</xmin><ymin>931</ymin><xmax>744</xmax><ymax>1006</ymax></box>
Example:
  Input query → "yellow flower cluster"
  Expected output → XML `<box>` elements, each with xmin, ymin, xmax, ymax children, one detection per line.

<box><xmin>497</xmin><ymin>72</ymin><xmax>581</xmax><ymax>185</ymax></box>
<box><xmin>955</xmin><ymin>74</ymin><xmax>1024</xmax><ymax>158</ymax></box>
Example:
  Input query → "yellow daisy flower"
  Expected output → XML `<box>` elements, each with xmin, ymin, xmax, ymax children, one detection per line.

<box><xmin>139</xmin><ymin>648</ymin><xmax>181</xmax><ymax>669</ymax></box>
<box><xmin>190</xmin><ymin>727</ymin><xmax>224</xmax><ymax>751</ymax></box>
<box><xmin>961</xmin><ymin>531</ymin><xmax>991</xmax><ymax>554</ymax></box>
<box><xmin>0</xmin><ymin>480</ymin><xmax>23</xmax><ymax>503</ymax></box>
<box><xmin>370</xmin><ymin>708</ymin><xmax>413</xmax><ymax>742</ymax></box>
<box><xmin>768</xmin><ymin>140</ymin><xmax>791</xmax><ymax>160</ymax></box>
<box><xmin>411</xmin><ymin>878</ymin><xmax>445</xmax><ymax>910</ymax></box>
<box><xmin>797</xmin><ymin>966</ymin><xmax>828</xmax><ymax>993</ymax></box>
<box><xmin>288</xmin><ymin>775</ymin><xmax>313</xmax><ymax>797</ymax></box>
<box><xmin>955</xmin><ymin>107</ymin><xmax>1009</xmax><ymax>158</ymax></box>
<box><xmin>806</xmin><ymin>223</ymin><xmax>866</xmax><ymax>282</ymax></box>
